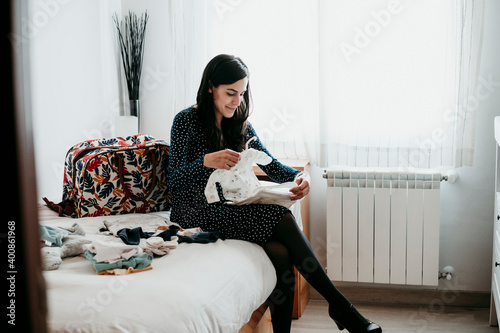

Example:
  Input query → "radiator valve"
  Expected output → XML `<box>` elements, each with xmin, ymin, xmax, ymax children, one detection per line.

<box><xmin>439</xmin><ymin>266</ymin><xmax>455</xmax><ymax>280</ymax></box>
<box><xmin>443</xmin><ymin>170</ymin><xmax>458</xmax><ymax>183</ymax></box>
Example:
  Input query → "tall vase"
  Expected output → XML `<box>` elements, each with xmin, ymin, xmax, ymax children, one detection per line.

<box><xmin>129</xmin><ymin>99</ymin><xmax>141</xmax><ymax>133</ymax></box>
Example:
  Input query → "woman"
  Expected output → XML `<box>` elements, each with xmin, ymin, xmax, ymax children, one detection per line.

<box><xmin>167</xmin><ymin>54</ymin><xmax>382</xmax><ymax>333</ymax></box>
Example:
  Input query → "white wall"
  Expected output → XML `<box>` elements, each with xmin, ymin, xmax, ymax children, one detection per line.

<box><xmin>30</xmin><ymin>0</ymin><xmax>121</xmax><ymax>202</ymax></box>
<box><xmin>438</xmin><ymin>0</ymin><xmax>500</xmax><ymax>291</ymax></box>
<box><xmin>30</xmin><ymin>0</ymin><xmax>196</xmax><ymax>202</ymax></box>
<box><xmin>120</xmin><ymin>0</ymin><xmax>176</xmax><ymax>141</ymax></box>
<box><xmin>31</xmin><ymin>0</ymin><xmax>500</xmax><ymax>292</ymax></box>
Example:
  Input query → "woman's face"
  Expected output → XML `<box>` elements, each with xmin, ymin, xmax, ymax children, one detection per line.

<box><xmin>210</xmin><ymin>77</ymin><xmax>248</xmax><ymax>127</ymax></box>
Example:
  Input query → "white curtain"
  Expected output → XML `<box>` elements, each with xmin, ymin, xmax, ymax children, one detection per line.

<box><xmin>166</xmin><ymin>0</ymin><xmax>211</xmax><ymax>114</ymax></box>
<box><xmin>210</xmin><ymin>0</ymin><xmax>317</xmax><ymax>159</ymax></box>
<box><xmin>210</xmin><ymin>0</ymin><xmax>484</xmax><ymax>169</ymax></box>
<box><xmin>453</xmin><ymin>0</ymin><xmax>485</xmax><ymax>167</ymax></box>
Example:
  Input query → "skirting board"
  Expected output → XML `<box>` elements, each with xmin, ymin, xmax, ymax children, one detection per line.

<box><xmin>310</xmin><ymin>286</ymin><xmax>491</xmax><ymax>308</ymax></box>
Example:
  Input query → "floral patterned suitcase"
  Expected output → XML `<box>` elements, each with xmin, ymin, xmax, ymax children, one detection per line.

<box><xmin>47</xmin><ymin>134</ymin><xmax>171</xmax><ymax>218</ymax></box>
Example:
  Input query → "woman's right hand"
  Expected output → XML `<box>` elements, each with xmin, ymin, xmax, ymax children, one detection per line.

<box><xmin>203</xmin><ymin>149</ymin><xmax>241</xmax><ymax>170</ymax></box>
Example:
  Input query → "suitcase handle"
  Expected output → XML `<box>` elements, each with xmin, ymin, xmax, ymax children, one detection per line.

<box><xmin>117</xmin><ymin>150</ymin><xmax>158</xmax><ymax>202</ymax></box>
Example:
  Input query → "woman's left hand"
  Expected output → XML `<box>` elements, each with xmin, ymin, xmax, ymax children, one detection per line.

<box><xmin>290</xmin><ymin>177</ymin><xmax>310</xmax><ymax>201</ymax></box>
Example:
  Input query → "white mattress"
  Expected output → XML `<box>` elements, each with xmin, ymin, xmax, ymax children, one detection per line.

<box><xmin>38</xmin><ymin>205</ymin><xmax>277</xmax><ymax>333</ymax></box>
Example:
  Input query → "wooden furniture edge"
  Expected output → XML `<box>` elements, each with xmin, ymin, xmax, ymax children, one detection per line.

<box><xmin>239</xmin><ymin>303</ymin><xmax>273</xmax><ymax>333</ymax></box>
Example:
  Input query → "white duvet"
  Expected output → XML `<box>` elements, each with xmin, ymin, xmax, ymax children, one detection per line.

<box><xmin>38</xmin><ymin>206</ymin><xmax>276</xmax><ymax>333</ymax></box>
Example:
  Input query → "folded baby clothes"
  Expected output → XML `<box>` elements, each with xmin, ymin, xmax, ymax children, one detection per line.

<box><xmin>101</xmin><ymin>216</ymin><xmax>170</xmax><ymax>236</ymax></box>
<box><xmin>84</xmin><ymin>250</ymin><xmax>153</xmax><ymax>274</ymax></box>
<box><xmin>97</xmin><ymin>266</ymin><xmax>153</xmax><ymax>276</ymax></box>
<box><xmin>85</xmin><ymin>239</ymin><xmax>143</xmax><ymax>263</ymax></box>
<box><xmin>140</xmin><ymin>236</ymin><xmax>178</xmax><ymax>256</ymax></box>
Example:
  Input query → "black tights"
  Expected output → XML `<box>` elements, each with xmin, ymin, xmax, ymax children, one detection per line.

<box><xmin>260</xmin><ymin>212</ymin><xmax>351</xmax><ymax>333</ymax></box>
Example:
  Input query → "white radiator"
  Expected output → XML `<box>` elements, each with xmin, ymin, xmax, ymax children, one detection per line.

<box><xmin>324</xmin><ymin>169</ymin><xmax>441</xmax><ymax>286</ymax></box>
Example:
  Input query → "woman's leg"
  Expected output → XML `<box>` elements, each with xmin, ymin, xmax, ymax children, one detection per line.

<box><xmin>271</xmin><ymin>213</ymin><xmax>351</xmax><ymax>309</ymax></box>
<box><xmin>271</xmin><ymin>212</ymin><xmax>382</xmax><ymax>332</ymax></box>
<box><xmin>261</xmin><ymin>240</ymin><xmax>295</xmax><ymax>333</ymax></box>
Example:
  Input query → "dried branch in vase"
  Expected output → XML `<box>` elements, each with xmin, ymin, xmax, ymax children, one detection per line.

<box><xmin>113</xmin><ymin>10</ymin><xmax>149</xmax><ymax>101</ymax></box>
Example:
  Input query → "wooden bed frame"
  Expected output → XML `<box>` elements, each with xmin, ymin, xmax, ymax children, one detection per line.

<box><xmin>239</xmin><ymin>303</ymin><xmax>273</xmax><ymax>333</ymax></box>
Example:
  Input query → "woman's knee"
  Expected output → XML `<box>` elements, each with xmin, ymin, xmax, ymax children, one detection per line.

<box><xmin>262</xmin><ymin>240</ymin><xmax>290</xmax><ymax>262</ymax></box>
<box><xmin>261</xmin><ymin>241</ymin><xmax>293</xmax><ymax>273</ymax></box>
<box><xmin>263</xmin><ymin>242</ymin><xmax>295</xmax><ymax>286</ymax></box>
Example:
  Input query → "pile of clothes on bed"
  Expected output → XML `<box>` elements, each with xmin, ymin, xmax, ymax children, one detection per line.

<box><xmin>40</xmin><ymin>215</ymin><xmax>223</xmax><ymax>275</ymax></box>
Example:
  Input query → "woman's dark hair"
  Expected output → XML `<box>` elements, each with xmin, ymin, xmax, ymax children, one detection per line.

<box><xmin>196</xmin><ymin>54</ymin><xmax>251</xmax><ymax>152</ymax></box>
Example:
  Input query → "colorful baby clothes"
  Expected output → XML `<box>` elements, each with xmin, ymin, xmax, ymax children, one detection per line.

<box><xmin>40</xmin><ymin>225</ymin><xmax>69</xmax><ymax>247</ymax></box>
<box><xmin>96</xmin><ymin>266</ymin><xmax>153</xmax><ymax>275</ymax></box>
<box><xmin>118</xmin><ymin>227</ymin><xmax>155</xmax><ymax>245</ymax></box>
<box><xmin>40</xmin><ymin>223</ymin><xmax>91</xmax><ymax>271</ymax></box>
<box><xmin>84</xmin><ymin>250</ymin><xmax>153</xmax><ymax>273</ymax></box>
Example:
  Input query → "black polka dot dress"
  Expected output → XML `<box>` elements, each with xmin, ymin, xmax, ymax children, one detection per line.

<box><xmin>167</xmin><ymin>106</ymin><xmax>300</xmax><ymax>244</ymax></box>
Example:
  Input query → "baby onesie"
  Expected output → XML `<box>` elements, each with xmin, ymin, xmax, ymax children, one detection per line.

<box><xmin>205</xmin><ymin>137</ymin><xmax>272</xmax><ymax>203</ymax></box>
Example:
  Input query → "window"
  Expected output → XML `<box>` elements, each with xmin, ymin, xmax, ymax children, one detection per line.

<box><xmin>210</xmin><ymin>0</ymin><xmax>484</xmax><ymax>168</ymax></box>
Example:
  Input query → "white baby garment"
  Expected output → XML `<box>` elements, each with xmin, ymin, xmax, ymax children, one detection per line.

<box><xmin>204</xmin><ymin>137</ymin><xmax>310</xmax><ymax>208</ymax></box>
<box><xmin>205</xmin><ymin>137</ymin><xmax>272</xmax><ymax>204</ymax></box>
<box><xmin>140</xmin><ymin>236</ymin><xmax>178</xmax><ymax>256</ymax></box>
<box><xmin>85</xmin><ymin>239</ymin><xmax>143</xmax><ymax>263</ymax></box>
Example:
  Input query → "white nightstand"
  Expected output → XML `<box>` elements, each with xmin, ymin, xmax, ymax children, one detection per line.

<box><xmin>490</xmin><ymin>116</ymin><xmax>500</xmax><ymax>329</ymax></box>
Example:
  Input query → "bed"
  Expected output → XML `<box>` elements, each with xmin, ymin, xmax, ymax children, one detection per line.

<box><xmin>37</xmin><ymin>202</ymin><xmax>291</xmax><ymax>333</ymax></box>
